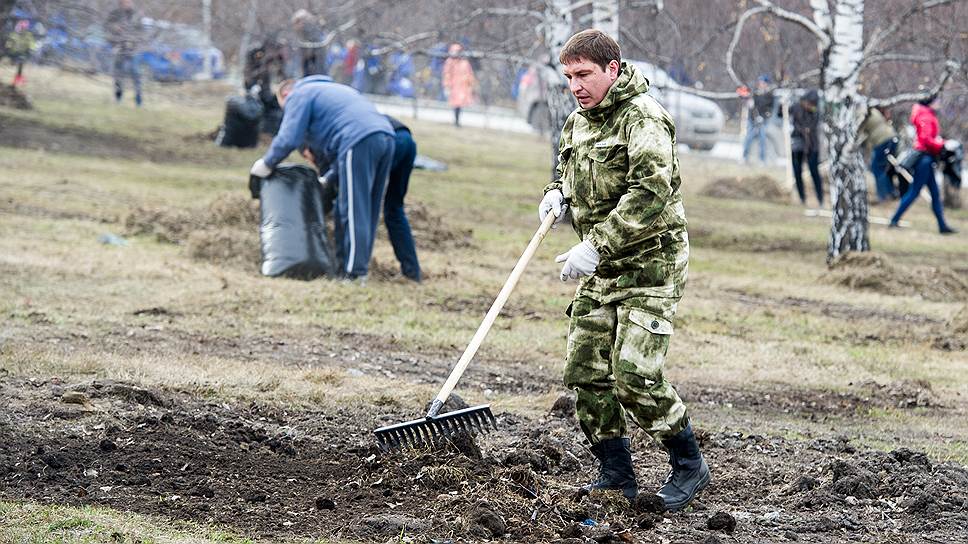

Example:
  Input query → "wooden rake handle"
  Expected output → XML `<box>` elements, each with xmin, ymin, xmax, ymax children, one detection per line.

<box><xmin>426</xmin><ymin>211</ymin><xmax>558</xmax><ymax>418</ymax></box>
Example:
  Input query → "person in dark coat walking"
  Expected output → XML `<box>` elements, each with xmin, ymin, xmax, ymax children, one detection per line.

<box><xmin>741</xmin><ymin>75</ymin><xmax>775</xmax><ymax>164</ymax></box>
<box><xmin>105</xmin><ymin>0</ymin><xmax>143</xmax><ymax>106</ymax></box>
<box><xmin>789</xmin><ymin>89</ymin><xmax>824</xmax><ymax>206</ymax></box>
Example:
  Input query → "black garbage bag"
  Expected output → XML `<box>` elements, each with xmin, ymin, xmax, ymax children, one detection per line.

<box><xmin>941</xmin><ymin>139</ymin><xmax>963</xmax><ymax>189</ymax></box>
<box><xmin>216</xmin><ymin>94</ymin><xmax>264</xmax><ymax>148</ymax></box>
<box><xmin>252</xmin><ymin>165</ymin><xmax>336</xmax><ymax>279</ymax></box>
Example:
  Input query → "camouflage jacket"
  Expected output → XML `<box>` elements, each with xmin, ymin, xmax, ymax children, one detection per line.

<box><xmin>544</xmin><ymin>62</ymin><xmax>689</xmax><ymax>309</ymax></box>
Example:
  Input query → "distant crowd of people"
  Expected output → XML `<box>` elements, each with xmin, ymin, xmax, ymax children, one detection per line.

<box><xmin>245</xmin><ymin>9</ymin><xmax>479</xmax><ymax>127</ymax></box>
<box><xmin>737</xmin><ymin>77</ymin><xmax>960</xmax><ymax>234</ymax></box>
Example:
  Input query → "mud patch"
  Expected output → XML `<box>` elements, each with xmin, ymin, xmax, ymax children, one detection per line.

<box><xmin>2</xmin><ymin>375</ymin><xmax>965</xmax><ymax>543</ymax></box>
<box><xmin>823</xmin><ymin>252</ymin><xmax>968</xmax><ymax>302</ymax></box>
<box><xmin>700</xmin><ymin>175</ymin><xmax>791</xmax><ymax>204</ymax></box>
<box><xmin>0</xmin><ymin>84</ymin><xmax>32</xmax><ymax>109</ymax></box>
<box><xmin>0</xmin><ymin>114</ymin><xmax>143</xmax><ymax>159</ymax></box>
<box><xmin>124</xmin><ymin>193</ymin><xmax>261</xmax><ymax>268</ymax></box>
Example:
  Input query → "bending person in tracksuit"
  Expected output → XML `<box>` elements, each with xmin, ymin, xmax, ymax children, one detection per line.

<box><xmin>307</xmin><ymin>115</ymin><xmax>422</xmax><ymax>282</ymax></box>
<box><xmin>251</xmin><ymin>76</ymin><xmax>395</xmax><ymax>279</ymax></box>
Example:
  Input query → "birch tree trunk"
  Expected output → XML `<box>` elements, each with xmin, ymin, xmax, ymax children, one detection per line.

<box><xmin>592</xmin><ymin>0</ymin><xmax>619</xmax><ymax>42</ymax></box>
<box><xmin>545</xmin><ymin>0</ymin><xmax>575</xmax><ymax>180</ymax></box>
<box><xmin>823</xmin><ymin>0</ymin><xmax>869</xmax><ymax>262</ymax></box>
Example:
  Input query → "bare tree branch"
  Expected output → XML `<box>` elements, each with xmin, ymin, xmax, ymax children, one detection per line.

<box><xmin>753</xmin><ymin>0</ymin><xmax>830</xmax><ymax>45</ymax></box>
<box><xmin>864</xmin><ymin>0</ymin><xmax>963</xmax><ymax>57</ymax></box>
<box><xmin>725</xmin><ymin>6</ymin><xmax>769</xmax><ymax>87</ymax></box>
<box><xmin>860</xmin><ymin>53</ymin><xmax>942</xmax><ymax>70</ymax></box>
<box><xmin>724</xmin><ymin>2</ymin><xmax>830</xmax><ymax>88</ymax></box>
<box><xmin>869</xmin><ymin>60</ymin><xmax>960</xmax><ymax>108</ymax></box>
<box><xmin>369</xmin><ymin>31</ymin><xmax>440</xmax><ymax>55</ymax></box>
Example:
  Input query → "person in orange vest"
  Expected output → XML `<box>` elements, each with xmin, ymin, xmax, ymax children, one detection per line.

<box><xmin>442</xmin><ymin>42</ymin><xmax>476</xmax><ymax>127</ymax></box>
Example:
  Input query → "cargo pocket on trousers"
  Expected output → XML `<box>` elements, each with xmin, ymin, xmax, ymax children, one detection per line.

<box><xmin>628</xmin><ymin>308</ymin><xmax>674</xmax><ymax>336</ymax></box>
<box><xmin>616</xmin><ymin>308</ymin><xmax>674</xmax><ymax>397</ymax></box>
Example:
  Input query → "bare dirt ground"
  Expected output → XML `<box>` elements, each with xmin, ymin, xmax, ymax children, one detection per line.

<box><xmin>3</xmin><ymin>374</ymin><xmax>966</xmax><ymax>543</ymax></box>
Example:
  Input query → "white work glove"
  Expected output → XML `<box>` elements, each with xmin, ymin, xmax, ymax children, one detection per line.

<box><xmin>538</xmin><ymin>189</ymin><xmax>569</xmax><ymax>228</ymax></box>
<box><xmin>555</xmin><ymin>240</ymin><xmax>599</xmax><ymax>281</ymax></box>
<box><xmin>250</xmin><ymin>158</ymin><xmax>272</xmax><ymax>178</ymax></box>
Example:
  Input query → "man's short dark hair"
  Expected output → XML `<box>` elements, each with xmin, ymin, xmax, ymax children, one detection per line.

<box><xmin>559</xmin><ymin>29</ymin><xmax>621</xmax><ymax>72</ymax></box>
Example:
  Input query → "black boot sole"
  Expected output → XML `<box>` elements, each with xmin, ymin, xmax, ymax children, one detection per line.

<box><xmin>663</xmin><ymin>466</ymin><xmax>711</xmax><ymax>512</ymax></box>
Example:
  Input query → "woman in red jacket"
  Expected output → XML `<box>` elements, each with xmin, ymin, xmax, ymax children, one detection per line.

<box><xmin>890</xmin><ymin>94</ymin><xmax>957</xmax><ymax>234</ymax></box>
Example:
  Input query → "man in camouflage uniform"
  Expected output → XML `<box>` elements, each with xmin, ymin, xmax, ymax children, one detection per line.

<box><xmin>537</xmin><ymin>29</ymin><xmax>710</xmax><ymax>510</ymax></box>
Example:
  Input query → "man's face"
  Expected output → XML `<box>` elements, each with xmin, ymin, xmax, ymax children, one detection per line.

<box><xmin>563</xmin><ymin>58</ymin><xmax>620</xmax><ymax>109</ymax></box>
<box><xmin>120</xmin><ymin>0</ymin><xmax>133</xmax><ymax>9</ymax></box>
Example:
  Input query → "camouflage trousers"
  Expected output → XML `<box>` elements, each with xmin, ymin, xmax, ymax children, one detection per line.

<box><xmin>563</xmin><ymin>295</ymin><xmax>688</xmax><ymax>445</ymax></box>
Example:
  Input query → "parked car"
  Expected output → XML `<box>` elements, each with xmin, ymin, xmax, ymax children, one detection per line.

<box><xmin>139</xmin><ymin>18</ymin><xmax>225</xmax><ymax>81</ymax></box>
<box><xmin>516</xmin><ymin>60</ymin><xmax>724</xmax><ymax>150</ymax></box>
<box><xmin>36</xmin><ymin>17</ymin><xmax>224</xmax><ymax>82</ymax></box>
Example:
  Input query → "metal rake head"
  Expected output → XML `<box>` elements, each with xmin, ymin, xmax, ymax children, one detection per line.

<box><xmin>374</xmin><ymin>405</ymin><xmax>498</xmax><ymax>452</ymax></box>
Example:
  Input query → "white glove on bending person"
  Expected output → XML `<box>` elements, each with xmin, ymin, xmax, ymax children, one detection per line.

<box><xmin>250</xmin><ymin>158</ymin><xmax>272</xmax><ymax>178</ymax></box>
<box><xmin>538</xmin><ymin>189</ymin><xmax>569</xmax><ymax>228</ymax></box>
<box><xmin>555</xmin><ymin>240</ymin><xmax>599</xmax><ymax>281</ymax></box>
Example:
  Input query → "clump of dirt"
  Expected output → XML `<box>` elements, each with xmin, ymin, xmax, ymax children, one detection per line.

<box><xmin>550</xmin><ymin>393</ymin><xmax>576</xmax><ymax>418</ymax></box>
<box><xmin>186</xmin><ymin>229</ymin><xmax>261</xmax><ymax>268</ymax></box>
<box><xmin>700</xmin><ymin>175</ymin><xmax>791</xmax><ymax>204</ymax></box>
<box><xmin>855</xmin><ymin>379</ymin><xmax>938</xmax><ymax>408</ymax></box>
<box><xmin>934</xmin><ymin>306</ymin><xmax>968</xmax><ymax>350</ymax></box>
<box><xmin>124</xmin><ymin>193</ymin><xmax>261</xmax><ymax>268</ymax></box>
<box><xmin>205</xmin><ymin>193</ymin><xmax>261</xmax><ymax>227</ymax></box>
<box><xmin>123</xmin><ymin>206</ymin><xmax>198</xmax><ymax>244</ymax></box>
<box><xmin>951</xmin><ymin>305</ymin><xmax>968</xmax><ymax>335</ymax></box>
<box><xmin>0</xmin><ymin>84</ymin><xmax>32</xmax><ymax>109</ymax></box>
<box><xmin>184</xmin><ymin>127</ymin><xmax>220</xmax><ymax>143</ymax></box>
<box><xmin>406</xmin><ymin>202</ymin><xmax>474</xmax><ymax>248</ymax></box>
<box><xmin>823</xmin><ymin>252</ymin><xmax>968</xmax><ymax>302</ymax></box>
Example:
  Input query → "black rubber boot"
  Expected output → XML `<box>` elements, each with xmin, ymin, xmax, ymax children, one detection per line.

<box><xmin>657</xmin><ymin>422</ymin><xmax>710</xmax><ymax>511</ymax></box>
<box><xmin>584</xmin><ymin>437</ymin><xmax>638</xmax><ymax>499</ymax></box>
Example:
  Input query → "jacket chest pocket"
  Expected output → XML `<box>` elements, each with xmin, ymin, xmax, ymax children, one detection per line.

<box><xmin>588</xmin><ymin>144</ymin><xmax>628</xmax><ymax>200</ymax></box>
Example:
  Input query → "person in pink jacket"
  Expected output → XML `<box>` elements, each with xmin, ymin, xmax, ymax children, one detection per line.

<box><xmin>890</xmin><ymin>94</ymin><xmax>956</xmax><ymax>234</ymax></box>
<box><xmin>442</xmin><ymin>42</ymin><xmax>476</xmax><ymax>127</ymax></box>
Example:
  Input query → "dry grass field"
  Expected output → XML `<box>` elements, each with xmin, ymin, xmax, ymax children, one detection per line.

<box><xmin>1</xmin><ymin>65</ymin><xmax>966</xmax><ymax>543</ymax></box>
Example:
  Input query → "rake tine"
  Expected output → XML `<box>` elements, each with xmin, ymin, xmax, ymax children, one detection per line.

<box><xmin>466</xmin><ymin>412</ymin><xmax>481</xmax><ymax>432</ymax></box>
<box><xmin>421</xmin><ymin>423</ymin><xmax>435</xmax><ymax>444</ymax></box>
<box><xmin>432</xmin><ymin>420</ymin><xmax>446</xmax><ymax>441</ymax></box>
<box><xmin>408</xmin><ymin>426</ymin><xmax>421</xmax><ymax>446</ymax></box>
<box><xmin>439</xmin><ymin>418</ymin><xmax>453</xmax><ymax>437</ymax></box>
<box><xmin>397</xmin><ymin>427</ymin><xmax>412</xmax><ymax>448</ymax></box>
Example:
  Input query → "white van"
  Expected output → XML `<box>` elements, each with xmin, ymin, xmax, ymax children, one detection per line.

<box><xmin>516</xmin><ymin>60</ymin><xmax>724</xmax><ymax>150</ymax></box>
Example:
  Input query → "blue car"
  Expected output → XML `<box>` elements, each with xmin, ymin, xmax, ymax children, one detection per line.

<box><xmin>37</xmin><ymin>16</ymin><xmax>224</xmax><ymax>82</ymax></box>
<box><xmin>138</xmin><ymin>18</ymin><xmax>225</xmax><ymax>81</ymax></box>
